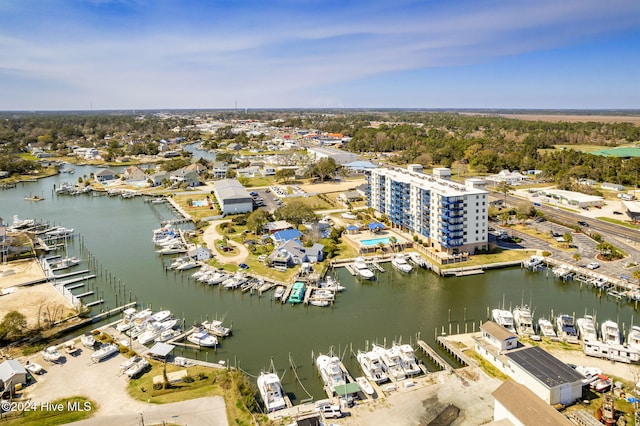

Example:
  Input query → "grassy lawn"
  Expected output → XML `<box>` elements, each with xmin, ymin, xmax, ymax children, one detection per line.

<box><xmin>127</xmin><ymin>363</ymin><xmax>261</xmax><ymax>425</ymax></box>
<box><xmin>510</xmin><ymin>224</ymin><xmax>575</xmax><ymax>251</ymax></box>
<box><xmin>465</xmin><ymin>351</ymin><xmax>509</xmax><ymax>381</ymax></box>
<box><xmin>171</xmin><ymin>194</ymin><xmax>221</xmax><ymax>220</ymax></box>
<box><xmin>2</xmin><ymin>397</ymin><xmax>96</xmax><ymax>426</ymax></box>
<box><xmin>440</xmin><ymin>249</ymin><xmax>535</xmax><ymax>270</ymax></box>
<box><xmin>240</xmin><ymin>176</ymin><xmax>276</xmax><ymax>188</ymax></box>
<box><xmin>597</xmin><ymin>216</ymin><xmax>640</xmax><ymax>230</ymax></box>
<box><xmin>281</xmin><ymin>195</ymin><xmax>332</xmax><ymax>210</ymax></box>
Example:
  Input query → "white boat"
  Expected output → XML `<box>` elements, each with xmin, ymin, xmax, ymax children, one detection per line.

<box><xmin>49</xmin><ymin>256</ymin><xmax>81</xmax><ymax>270</ymax></box>
<box><xmin>130</xmin><ymin>308</ymin><xmax>153</xmax><ymax>325</ymax></box>
<box><xmin>393</xmin><ymin>343</ymin><xmax>421</xmax><ymax>376</ymax></box>
<box><xmin>149</xmin><ymin>310</ymin><xmax>172</xmax><ymax>323</ymax></box>
<box><xmin>407</xmin><ymin>252</ymin><xmax>428</xmax><ymax>268</ymax></box>
<box><xmin>491</xmin><ymin>309</ymin><xmax>516</xmax><ymax>333</ymax></box>
<box><xmin>309</xmin><ymin>299</ymin><xmax>330</xmax><ymax>307</ymax></box>
<box><xmin>538</xmin><ymin>318</ymin><xmax>556</xmax><ymax>337</ymax></box>
<box><xmin>556</xmin><ymin>314</ymin><xmax>578</xmax><ymax>339</ymax></box>
<box><xmin>355</xmin><ymin>376</ymin><xmax>374</xmax><ymax>395</ymax></box>
<box><xmin>125</xmin><ymin>358</ymin><xmax>149</xmax><ymax>378</ymax></box>
<box><xmin>356</xmin><ymin>350</ymin><xmax>388</xmax><ymax>384</ymax></box>
<box><xmin>169</xmin><ymin>256</ymin><xmax>190</xmax><ymax>269</ymax></box>
<box><xmin>42</xmin><ymin>346</ymin><xmax>62</xmax><ymax>363</ymax></box>
<box><xmin>187</xmin><ymin>328</ymin><xmax>218</xmax><ymax>347</ymax></box>
<box><xmin>316</xmin><ymin>354</ymin><xmax>346</xmax><ymax>392</ymax></box>
<box><xmin>137</xmin><ymin>323</ymin><xmax>164</xmax><ymax>345</ymax></box>
<box><xmin>627</xmin><ymin>325</ymin><xmax>640</xmax><ymax>351</ymax></box>
<box><xmin>156</xmin><ymin>245</ymin><xmax>187</xmax><ymax>255</ymax></box>
<box><xmin>257</xmin><ymin>372</ymin><xmax>287</xmax><ymax>413</ymax></box>
<box><xmin>155</xmin><ymin>328</ymin><xmax>181</xmax><ymax>343</ymax></box>
<box><xmin>319</xmin><ymin>276</ymin><xmax>345</xmax><ymax>292</ymax></box>
<box><xmin>115</xmin><ymin>308</ymin><xmax>138</xmax><ymax>332</ymax></box>
<box><xmin>120</xmin><ymin>355</ymin><xmax>142</xmax><ymax>372</ymax></box>
<box><xmin>391</xmin><ymin>254</ymin><xmax>413</xmax><ymax>273</ymax></box>
<box><xmin>45</xmin><ymin>227</ymin><xmax>74</xmax><ymax>237</ymax></box>
<box><xmin>207</xmin><ymin>271</ymin><xmax>228</xmax><ymax>285</ymax></box>
<box><xmin>203</xmin><ymin>320</ymin><xmax>232</xmax><ymax>337</ymax></box>
<box><xmin>175</xmin><ymin>259</ymin><xmax>199</xmax><ymax>271</ymax></box>
<box><xmin>80</xmin><ymin>332</ymin><xmax>96</xmax><ymax>348</ymax></box>
<box><xmin>25</xmin><ymin>361</ymin><xmax>44</xmax><ymax>375</ymax></box>
<box><xmin>273</xmin><ymin>286</ymin><xmax>285</xmax><ymax>300</ymax></box>
<box><xmin>512</xmin><ymin>305</ymin><xmax>535</xmax><ymax>336</ymax></box>
<box><xmin>372</xmin><ymin>344</ymin><xmax>405</xmax><ymax>381</ymax></box>
<box><xmin>523</xmin><ymin>255</ymin><xmax>544</xmax><ymax>269</ymax></box>
<box><xmin>600</xmin><ymin>319</ymin><xmax>621</xmax><ymax>345</ymax></box>
<box><xmin>91</xmin><ymin>343</ymin><xmax>119</xmax><ymax>362</ymax></box>
<box><xmin>576</xmin><ymin>315</ymin><xmax>598</xmax><ymax>341</ymax></box>
<box><xmin>353</xmin><ymin>257</ymin><xmax>375</xmax><ymax>280</ymax></box>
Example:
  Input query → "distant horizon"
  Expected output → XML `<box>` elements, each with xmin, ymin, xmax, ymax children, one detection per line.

<box><xmin>2</xmin><ymin>0</ymin><xmax>639</xmax><ymax>110</ymax></box>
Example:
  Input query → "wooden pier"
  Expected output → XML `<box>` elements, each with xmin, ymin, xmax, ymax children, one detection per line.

<box><xmin>54</xmin><ymin>269</ymin><xmax>91</xmax><ymax>279</ymax></box>
<box><xmin>436</xmin><ymin>336</ymin><xmax>474</xmax><ymax>367</ymax></box>
<box><xmin>76</xmin><ymin>291</ymin><xmax>94</xmax><ymax>298</ymax></box>
<box><xmin>416</xmin><ymin>340</ymin><xmax>453</xmax><ymax>372</ymax></box>
<box><xmin>55</xmin><ymin>274</ymin><xmax>96</xmax><ymax>286</ymax></box>
<box><xmin>280</xmin><ymin>283</ymin><xmax>294</xmax><ymax>304</ymax></box>
<box><xmin>65</xmin><ymin>282</ymin><xmax>85</xmax><ymax>291</ymax></box>
<box><xmin>85</xmin><ymin>299</ymin><xmax>104</xmax><ymax>307</ymax></box>
<box><xmin>370</xmin><ymin>262</ymin><xmax>385</xmax><ymax>273</ymax></box>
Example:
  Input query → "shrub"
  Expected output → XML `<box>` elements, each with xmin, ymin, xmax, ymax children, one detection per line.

<box><xmin>183</xmin><ymin>375</ymin><xmax>195</xmax><ymax>383</ymax></box>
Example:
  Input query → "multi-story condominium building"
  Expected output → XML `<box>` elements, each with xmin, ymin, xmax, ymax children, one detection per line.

<box><xmin>367</xmin><ymin>165</ymin><xmax>488</xmax><ymax>255</ymax></box>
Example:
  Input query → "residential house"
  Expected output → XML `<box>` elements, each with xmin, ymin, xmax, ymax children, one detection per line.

<box><xmin>185</xmin><ymin>163</ymin><xmax>208</xmax><ymax>176</ymax></box>
<box><xmin>264</xmin><ymin>220</ymin><xmax>293</xmax><ymax>234</ymax></box>
<box><xmin>262</xmin><ymin>166</ymin><xmax>276</xmax><ymax>176</ymax></box>
<box><xmin>271</xmin><ymin>229</ymin><xmax>302</xmax><ymax>245</ymax></box>
<box><xmin>268</xmin><ymin>240</ymin><xmax>324</xmax><ymax>266</ymax></box>
<box><xmin>94</xmin><ymin>168</ymin><xmax>117</xmax><ymax>182</ymax></box>
<box><xmin>170</xmin><ymin>168</ymin><xmax>200</xmax><ymax>187</ymax></box>
<box><xmin>601</xmin><ymin>182</ymin><xmax>625</xmax><ymax>191</ymax></box>
<box><xmin>123</xmin><ymin>166</ymin><xmax>147</xmax><ymax>182</ymax></box>
<box><xmin>337</xmin><ymin>191</ymin><xmax>363</xmax><ymax>203</ymax></box>
<box><xmin>149</xmin><ymin>171</ymin><xmax>170</xmax><ymax>187</ymax></box>
<box><xmin>211</xmin><ymin>162</ymin><xmax>229</xmax><ymax>179</ymax></box>
<box><xmin>187</xmin><ymin>246</ymin><xmax>212</xmax><ymax>261</ymax></box>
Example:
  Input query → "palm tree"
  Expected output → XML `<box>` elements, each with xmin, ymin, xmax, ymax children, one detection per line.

<box><xmin>572</xmin><ymin>253</ymin><xmax>581</xmax><ymax>263</ymax></box>
<box><xmin>496</xmin><ymin>181</ymin><xmax>514</xmax><ymax>207</ymax></box>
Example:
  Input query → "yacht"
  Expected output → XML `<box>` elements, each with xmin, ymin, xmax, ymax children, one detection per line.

<box><xmin>491</xmin><ymin>309</ymin><xmax>516</xmax><ymax>333</ymax></box>
<box><xmin>523</xmin><ymin>255</ymin><xmax>544</xmax><ymax>269</ymax></box>
<box><xmin>175</xmin><ymin>259</ymin><xmax>199</xmax><ymax>271</ymax></box>
<box><xmin>392</xmin><ymin>343</ymin><xmax>421</xmax><ymax>376</ymax></box>
<box><xmin>537</xmin><ymin>318</ymin><xmax>557</xmax><ymax>337</ymax></box>
<box><xmin>206</xmin><ymin>271</ymin><xmax>229</xmax><ymax>286</ymax></box>
<box><xmin>149</xmin><ymin>310</ymin><xmax>172</xmax><ymax>323</ymax></box>
<box><xmin>391</xmin><ymin>254</ymin><xmax>413</xmax><ymax>273</ymax></box>
<box><xmin>137</xmin><ymin>319</ymin><xmax>177</xmax><ymax>345</ymax></box>
<box><xmin>124</xmin><ymin>358</ymin><xmax>149</xmax><ymax>378</ymax></box>
<box><xmin>42</xmin><ymin>346</ymin><xmax>62</xmax><ymax>363</ymax></box>
<box><xmin>576</xmin><ymin>315</ymin><xmax>598</xmax><ymax>341</ymax></box>
<box><xmin>187</xmin><ymin>327</ymin><xmax>218</xmax><ymax>347</ymax></box>
<box><xmin>203</xmin><ymin>320</ymin><xmax>232</xmax><ymax>337</ymax></box>
<box><xmin>356</xmin><ymin>350</ymin><xmax>388</xmax><ymax>384</ymax></box>
<box><xmin>80</xmin><ymin>332</ymin><xmax>96</xmax><ymax>348</ymax></box>
<box><xmin>627</xmin><ymin>325</ymin><xmax>640</xmax><ymax>351</ymax></box>
<box><xmin>49</xmin><ymin>256</ymin><xmax>81</xmax><ymax>270</ymax></box>
<box><xmin>316</xmin><ymin>354</ymin><xmax>346</xmax><ymax>392</ymax></box>
<box><xmin>353</xmin><ymin>257</ymin><xmax>375</xmax><ymax>280</ymax></box>
<box><xmin>355</xmin><ymin>376</ymin><xmax>375</xmax><ymax>395</ymax></box>
<box><xmin>407</xmin><ymin>252</ymin><xmax>428</xmax><ymax>268</ymax></box>
<box><xmin>372</xmin><ymin>344</ymin><xmax>406</xmax><ymax>381</ymax></box>
<box><xmin>115</xmin><ymin>308</ymin><xmax>138</xmax><ymax>332</ymax></box>
<box><xmin>600</xmin><ymin>320</ymin><xmax>621</xmax><ymax>345</ymax></box>
<box><xmin>257</xmin><ymin>372</ymin><xmax>287</xmax><ymax>413</ymax></box>
<box><xmin>512</xmin><ymin>306</ymin><xmax>535</xmax><ymax>336</ymax></box>
<box><xmin>556</xmin><ymin>314</ymin><xmax>578</xmax><ymax>339</ymax></box>
<box><xmin>319</xmin><ymin>276</ymin><xmax>345</xmax><ymax>292</ymax></box>
<box><xmin>91</xmin><ymin>343</ymin><xmax>119</xmax><ymax>362</ymax></box>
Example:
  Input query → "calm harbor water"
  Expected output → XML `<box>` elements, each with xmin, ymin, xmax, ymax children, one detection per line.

<box><xmin>1</xmin><ymin>166</ymin><xmax>638</xmax><ymax>402</ymax></box>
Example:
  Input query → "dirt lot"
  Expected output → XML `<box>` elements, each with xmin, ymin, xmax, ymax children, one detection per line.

<box><xmin>461</xmin><ymin>112</ymin><xmax>640</xmax><ymax>125</ymax></box>
<box><xmin>0</xmin><ymin>259</ymin><xmax>76</xmax><ymax>329</ymax></box>
<box><xmin>21</xmin><ymin>339</ymin><xmax>228</xmax><ymax>426</ymax></box>
<box><xmin>298</xmin><ymin>178</ymin><xmax>366</xmax><ymax>195</ymax></box>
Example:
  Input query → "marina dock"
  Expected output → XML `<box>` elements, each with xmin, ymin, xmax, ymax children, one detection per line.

<box><xmin>416</xmin><ymin>340</ymin><xmax>453</xmax><ymax>373</ymax></box>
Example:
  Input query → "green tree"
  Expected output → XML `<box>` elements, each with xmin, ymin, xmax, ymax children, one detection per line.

<box><xmin>246</xmin><ymin>208</ymin><xmax>271</xmax><ymax>234</ymax></box>
<box><xmin>562</xmin><ymin>232</ymin><xmax>573</xmax><ymax>247</ymax></box>
<box><xmin>0</xmin><ymin>311</ymin><xmax>28</xmax><ymax>343</ymax></box>
<box><xmin>311</xmin><ymin>157</ymin><xmax>337</xmax><ymax>181</ymax></box>
<box><xmin>495</xmin><ymin>181</ymin><xmax>513</xmax><ymax>206</ymax></box>
<box><xmin>275</xmin><ymin>168</ymin><xmax>295</xmax><ymax>183</ymax></box>
<box><xmin>275</xmin><ymin>200</ymin><xmax>318</xmax><ymax>226</ymax></box>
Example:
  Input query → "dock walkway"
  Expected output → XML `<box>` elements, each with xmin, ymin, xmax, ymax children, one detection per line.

<box><xmin>416</xmin><ymin>340</ymin><xmax>453</xmax><ymax>373</ymax></box>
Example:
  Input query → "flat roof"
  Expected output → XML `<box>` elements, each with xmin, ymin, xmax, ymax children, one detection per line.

<box><xmin>623</xmin><ymin>200</ymin><xmax>640</xmax><ymax>214</ymax></box>
<box><xmin>370</xmin><ymin>167</ymin><xmax>487</xmax><ymax>197</ymax></box>
<box><xmin>537</xmin><ymin>188</ymin><xmax>603</xmax><ymax>203</ymax></box>
<box><xmin>213</xmin><ymin>179</ymin><xmax>252</xmax><ymax>201</ymax></box>
<box><xmin>504</xmin><ymin>346</ymin><xmax>584</xmax><ymax>388</ymax></box>
<box><xmin>492</xmin><ymin>380</ymin><xmax>573</xmax><ymax>425</ymax></box>
<box><xmin>148</xmin><ymin>342</ymin><xmax>175</xmax><ymax>358</ymax></box>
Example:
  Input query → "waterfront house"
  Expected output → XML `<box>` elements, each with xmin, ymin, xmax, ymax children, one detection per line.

<box><xmin>169</xmin><ymin>168</ymin><xmax>200</xmax><ymax>187</ymax></box>
<box><xmin>0</xmin><ymin>360</ymin><xmax>27</xmax><ymax>395</ymax></box>
<box><xmin>123</xmin><ymin>166</ymin><xmax>146</xmax><ymax>183</ymax></box>
<box><xmin>337</xmin><ymin>191</ymin><xmax>363</xmax><ymax>203</ymax></box>
<box><xmin>94</xmin><ymin>168</ymin><xmax>117</xmax><ymax>182</ymax></box>
<box><xmin>211</xmin><ymin>162</ymin><xmax>229</xmax><ymax>179</ymax></box>
<box><xmin>185</xmin><ymin>163</ymin><xmax>208</xmax><ymax>175</ymax></box>
<box><xmin>149</xmin><ymin>171</ymin><xmax>170</xmax><ymax>187</ymax></box>
<box><xmin>479</xmin><ymin>321</ymin><xmax>518</xmax><ymax>352</ymax></box>
<box><xmin>492</xmin><ymin>380</ymin><xmax>573</xmax><ymax>425</ymax></box>
<box><xmin>267</xmin><ymin>241</ymin><xmax>324</xmax><ymax>267</ymax></box>
<box><xmin>188</xmin><ymin>246</ymin><xmax>212</xmax><ymax>261</ymax></box>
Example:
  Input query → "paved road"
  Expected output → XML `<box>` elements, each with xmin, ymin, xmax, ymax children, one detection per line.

<box><xmin>201</xmin><ymin>220</ymin><xmax>249</xmax><ymax>265</ymax></box>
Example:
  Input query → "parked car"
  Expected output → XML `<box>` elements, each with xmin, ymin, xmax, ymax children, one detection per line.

<box><xmin>238</xmin><ymin>263</ymin><xmax>249</xmax><ymax>269</ymax></box>
<box><xmin>613</xmin><ymin>211</ymin><xmax>623</xmax><ymax>215</ymax></box>
<box><xmin>577</xmin><ymin>221</ymin><xmax>589</xmax><ymax>227</ymax></box>
<box><xmin>586</xmin><ymin>262</ymin><xmax>600</xmax><ymax>270</ymax></box>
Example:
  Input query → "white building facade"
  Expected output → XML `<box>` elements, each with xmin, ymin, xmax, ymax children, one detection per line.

<box><xmin>367</xmin><ymin>166</ymin><xmax>488</xmax><ymax>254</ymax></box>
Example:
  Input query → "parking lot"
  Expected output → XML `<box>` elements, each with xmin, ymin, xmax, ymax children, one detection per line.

<box><xmin>250</xmin><ymin>188</ymin><xmax>283</xmax><ymax>213</ymax></box>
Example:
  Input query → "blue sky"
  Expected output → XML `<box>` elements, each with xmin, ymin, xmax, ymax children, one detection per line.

<box><xmin>1</xmin><ymin>0</ymin><xmax>639</xmax><ymax>110</ymax></box>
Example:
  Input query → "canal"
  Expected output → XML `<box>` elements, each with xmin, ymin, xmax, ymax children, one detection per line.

<box><xmin>0</xmin><ymin>167</ymin><xmax>637</xmax><ymax>403</ymax></box>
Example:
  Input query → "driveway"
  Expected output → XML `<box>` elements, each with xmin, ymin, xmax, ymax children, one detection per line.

<box><xmin>201</xmin><ymin>220</ymin><xmax>249</xmax><ymax>265</ymax></box>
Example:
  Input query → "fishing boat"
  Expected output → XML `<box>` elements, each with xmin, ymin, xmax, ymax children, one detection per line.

<box><xmin>257</xmin><ymin>371</ymin><xmax>287</xmax><ymax>413</ymax></box>
<box><xmin>175</xmin><ymin>259</ymin><xmax>199</xmax><ymax>271</ymax></box>
<box><xmin>537</xmin><ymin>318</ymin><xmax>556</xmax><ymax>337</ymax></box>
<box><xmin>355</xmin><ymin>376</ymin><xmax>374</xmax><ymax>395</ymax></box>
<box><xmin>600</xmin><ymin>319</ymin><xmax>621</xmax><ymax>345</ymax></box>
<box><xmin>356</xmin><ymin>350</ymin><xmax>388</xmax><ymax>384</ymax></box>
<box><xmin>25</xmin><ymin>361</ymin><xmax>44</xmax><ymax>375</ymax></box>
<box><xmin>319</xmin><ymin>276</ymin><xmax>345</xmax><ymax>292</ymax></box>
<box><xmin>155</xmin><ymin>328</ymin><xmax>181</xmax><ymax>343</ymax></box>
<box><xmin>391</xmin><ymin>254</ymin><xmax>413</xmax><ymax>273</ymax></box>
<box><xmin>627</xmin><ymin>325</ymin><xmax>640</xmax><ymax>351</ymax></box>
<box><xmin>115</xmin><ymin>308</ymin><xmax>138</xmax><ymax>332</ymax></box>
<box><xmin>556</xmin><ymin>314</ymin><xmax>578</xmax><ymax>340</ymax></box>
<box><xmin>206</xmin><ymin>271</ymin><xmax>228</xmax><ymax>285</ymax></box>
<box><xmin>91</xmin><ymin>343</ymin><xmax>119</xmax><ymax>362</ymax></box>
<box><xmin>371</xmin><ymin>344</ymin><xmax>406</xmax><ymax>381</ymax></box>
<box><xmin>316</xmin><ymin>354</ymin><xmax>346</xmax><ymax>393</ymax></box>
<box><xmin>407</xmin><ymin>252</ymin><xmax>428</xmax><ymax>268</ymax></box>
<box><xmin>149</xmin><ymin>310</ymin><xmax>172</xmax><ymax>323</ymax></box>
<box><xmin>273</xmin><ymin>286</ymin><xmax>285</xmax><ymax>300</ymax></box>
<box><xmin>491</xmin><ymin>309</ymin><xmax>516</xmax><ymax>333</ymax></box>
<box><xmin>124</xmin><ymin>358</ymin><xmax>149</xmax><ymax>378</ymax></box>
<box><xmin>80</xmin><ymin>332</ymin><xmax>96</xmax><ymax>348</ymax></box>
<box><xmin>393</xmin><ymin>343</ymin><xmax>421</xmax><ymax>376</ymax></box>
<box><xmin>203</xmin><ymin>320</ymin><xmax>232</xmax><ymax>337</ymax></box>
<box><xmin>49</xmin><ymin>256</ymin><xmax>81</xmax><ymax>270</ymax></box>
<box><xmin>42</xmin><ymin>346</ymin><xmax>62</xmax><ymax>363</ymax></box>
<box><xmin>353</xmin><ymin>257</ymin><xmax>375</xmax><ymax>280</ymax></box>
<box><xmin>576</xmin><ymin>315</ymin><xmax>598</xmax><ymax>341</ymax></box>
<box><xmin>287</xmin><ymin>282</ymin><xmax>306</xmax><ymax>304</ymax></box>
<box><xmin>187</xmin><ymin>327</ymin><xmax>218</xmax><ymax>347</ymax></box>
<box><xmin>120</xmin><ymin>356</ymin><xmax>142</xmax><ymax>372</ymax></box>
<box><xmin>512</xmin><ymin>305</ymin><xmax>535</xmax><ymax>336</ymax></box>
<box><xmin>25</xmin><ymin>194</ymin><xmax>45</xmax><ymax>201</ymax></box>
<box><xmin>523</xmin><ymin>255</ymin><xmax>544</xmax><ymax>269</ymax></box>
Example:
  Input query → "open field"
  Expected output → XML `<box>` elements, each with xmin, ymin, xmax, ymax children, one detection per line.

<box><xmin>462</xmin><ymin>112</ymin><xmax>640</xmax><ymax>124</ymax></box>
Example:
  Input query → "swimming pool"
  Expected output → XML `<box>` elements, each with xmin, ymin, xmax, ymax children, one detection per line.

<box><xmin>192</xmin><ymin>200</ymin><xmax>208</xmax><ymax>207</ymax></box>
<box><xmin>360</xmin><ymin>237</ymin><xmax>392</xmax><ymax>247</ymax></box>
